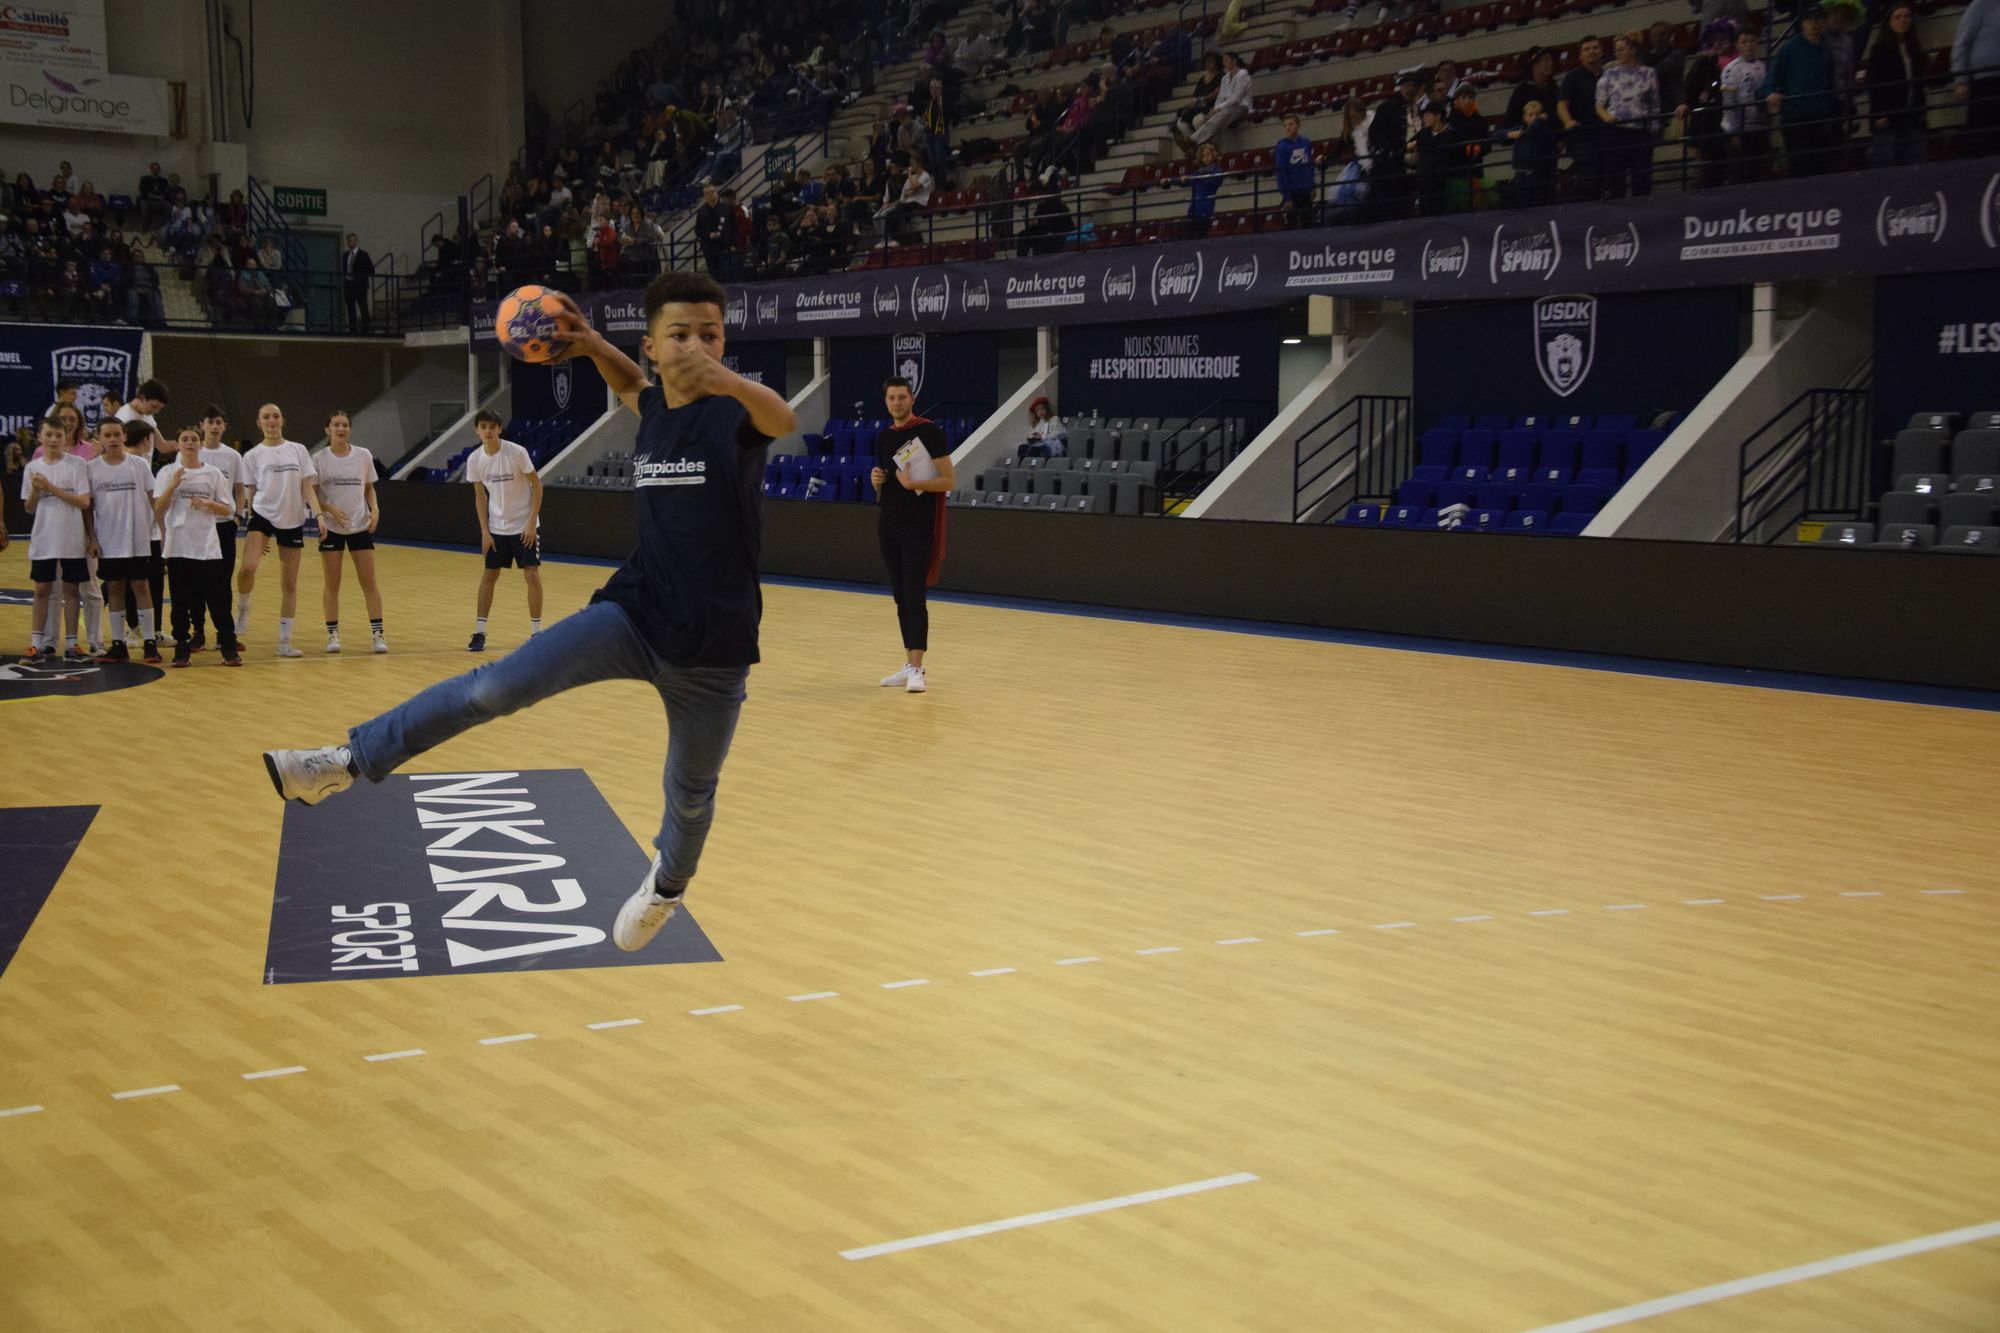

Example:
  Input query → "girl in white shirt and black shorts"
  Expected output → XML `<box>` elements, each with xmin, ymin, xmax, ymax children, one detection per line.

<box><xmin>237</xmin><ymin>402</ymin><xmax>342</xmax><ymax>658</ymax></box>
<box><xmin>315</xmin><ymin>409</ymin><xmax>387</xmax><ymax>654</ymax></box>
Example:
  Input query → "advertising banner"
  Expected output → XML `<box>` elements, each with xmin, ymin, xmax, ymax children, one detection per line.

<box><xmin>0</xmin><ymin>320</ymin><xmax>143</xmax><ymax>438</ymax></box>
<box><xmin>0</xmin><ymin>59</ymin><xmax>169</xmax><ymax>135</ymax></box>
<box><xmin>1057</xmin><ymin>310</ymin><xmax>1279</xmax><ymax>425</ymax></box>
<box><xmin>1871</xmin><ymin>267</ymin><xmax>2000</xmax><ymax>439</ymax></box>
<box><xmin>0</xmin><ymin>1</ymin><xmax>107</xmax><ymax>74</ymax></box>
<box><xmin>828</xmin><ymin>330</ymin><xmax>999</xmax><ymax>419</ymax></box>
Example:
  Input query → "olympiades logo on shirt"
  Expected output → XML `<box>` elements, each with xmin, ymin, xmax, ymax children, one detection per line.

<box><xmin>1533</xmin><ymin>295</ymin><xmax>1597</xmax><ymax>399</ymax></box>
<box><xmin>1420</xmin><ymin>234</ymin><xmax>1470</xmax><ymax>282</ymax></box>
<box><xmin>754</xmin><ymin>293</ymin><xmax>780</xmax><ymax>324</ymax></box>
<box><xmin>1875</xmin><ymin>191</ymin><xmax>1947</xmax><ymax>248</ymax></box>
<box><xmin>1489</xmin><ymin>220</ymin><xmax>1562</xmax><ymax>284</ymax></box>
<box><xmin>0</xmin><ymin>654</ymin><xmax>161</xmax><ymax>699</ymax></box>
<box><xmin>959</xmin><ymin>277</ymin><xmax>991</xmax><ymax>314</ymax></box>
<box><xmin>724</xmin><ymin>291</ymin><xmax>749</xmax><ymax>329</ymax></box>
<box><xmin>1101</xmin><ymin>264</ymin><xmax>1138</xmax><ymax>303</ymax></box>
<box><xmin>262</xmin><ymin>769</ymin><xmax>722</xmax><ymax>985</ymax></box>
<box><xmin>1584</xmin><ymin>221</ymin><xmax>1641</xmax><ymax>271</ymax></box>
<box><xmin>1151</xmin><ymin>251</ymin><xmax>1204</xmax><ymax>305</ymax></box>
<box><xmin>910</xmin><ymin>272</ymin><xmax>950</xmax><ymax>321</ymax></box>
<box><xmin>1217</xmin><ymin>254</ymin><xmax>1260</xmax><ymax>295</ymax></box>
<box><xmin>51</xmin><ymin>344</ymin><xmax>132</xmax><ymax>430</ymax></box>
<box><xmin>892</xmin><ymin>333</ymin><xmax>926</xmax><ymax>398</ymax></box>
<box><xmin>872</xmin><ymin>283</ymin><xmax>902</xmax><ymax>318</ymax></box>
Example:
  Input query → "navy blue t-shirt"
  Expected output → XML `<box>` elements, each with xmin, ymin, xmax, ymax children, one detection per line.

<box><xmin>591</xmin><ymin>385</ymin><xmax>771</xmax><ymax>667</ymax></box>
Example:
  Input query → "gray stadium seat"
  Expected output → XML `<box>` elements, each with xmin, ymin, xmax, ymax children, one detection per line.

<box><xmin>944</xmin><ymin>490</ymin><xmax>964</xmax><ymax>506</ymax></box>
<box><xmin>1937</xmin><ymin>525</ymin><xmax>2000</xmax><ymax>553</ymax></box>
<box><xmin>1038</xmin><ymin>493</ymin><xmax>1064</xmax><ymax>511</ymax></box>
<box><xmin>1068</xmin><ymin>492</ymin><xmax>1110</xmax><ymax>514</ymax></box>
<box><xmin>1951</xmin><ymin>430</ymin><xmax>2000</xmax><ymax>476</ymax></box>
<box><xmin>981</xmin><ymin>465</ymin><xmax>1009</xmax><ymax>493</ymax></box>
<box><xmin>1898</xmin><ymin>473</ymin><xmax>1951</xmax><ymax>495</ymax></box>
<box><xmin>1964</xmin><ymin>411</ymin><xmax>2000</xmax><ymax>431</ymax></box>
<box><xmin>1031</xmin><ymin>469</ymin><xmax>1064</xmax><ymax>496</ymax></box>
<box><xmin>956</xmin><ymin>489</ymin><xmax>981</xmax><ymax>507</ymax></box>
<box><xmin>1877</xmin><ymin>491</ymin><xmax>1936</xmax><ymax>525</ymax></box>
<box><xmin>1957</xmin><ymin>474</ymin><xmax>2000</xmax><ymax>496</ymax></box>
<box><xmin>1939</xmin><ymin>493</ymin><xmax>1997</xmax><ymax>530</ymax></box>
<box><xmin>1890</xmin><ymin>430</ymin><xmax>1947</xmax><ymax>479</ymax></box>
<box><xmin>1816</xmin><ymin>521</ymin><xmax>1874</xmax><ymax>546</ymax></box>
<box><xmin>1907</xmin><ymin>411</ymin><xmax>1962</xmax><ymax>433</ymax></box>
<box><xmin>1006</xmin><ymin>468</ymin><xmax>1037</xmax><ymax>494</ymax></box>
<box><xmin>1011</xmin><ymin>490</ymin><xmax>1038</xmax><ymax>509</ymax></box>
<box><xmin>1871</xmin><ymin>523</ymin><xmax>1937</xmax><ymax>549</ymax></box>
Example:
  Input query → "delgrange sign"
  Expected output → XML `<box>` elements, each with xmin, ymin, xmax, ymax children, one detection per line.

<box><xmin>271</xmin><ymin>185</ymin><xmax>327</xmax><ymax>216</ymax></box>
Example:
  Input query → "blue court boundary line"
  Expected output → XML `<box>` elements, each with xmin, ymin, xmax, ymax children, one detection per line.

<box><xmin>374</xmin><ymin>538</ymin><xmax>2000</xmax><ymax>713</ymax></box>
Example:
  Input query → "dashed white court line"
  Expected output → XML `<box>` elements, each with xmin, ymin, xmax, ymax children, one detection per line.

<box><xmin>788</xmin><ymin>992</ymin><xmax>839</xmax><ymax>1002</ymax></box>
<box><xmin>1840</xmin><ymin>891</ymin><xmax>1884</xmax><ymax>898</ymax></box>
<box><xmin>1684</xmin><ymin>899</ymin><xmax>1725</xmax><ymax>906</ymax></box>
<box><xmin>364</xmin><ymin>1049</ymin><xmax>424</xmax><ymax>1062</ymax></box>
<box><xmin>970</xmin><ymin>968</ymin><xmax>1017</xmax><ymax>977</ymax></box>
<box><xmin>1055</xmin><ymin>956</ymin><xmax>1101</xmax><ymax>966</ymax></box>
<box><xmin>585</xmin><ymin>1018</ymin><xmax>643</xmax><ymax>1030</ymax></box>
<box><xmin>1529</xmin><ymin>909</ymin><xmax>1572</xmax><ymax>917</ymax></box>
<box><xmin>690</xmin><ymin>1004</ymin><xmax>743</xmax><ymax>1016</ymax></box>
<box><xmin>1374</xmin><ymin>922</ymin><xmax>1417</xmax><ymax>930</ymax></box>
<box><xmin>1451</xmin><ymin>915</ymin><xmax>1493</xmax><ymax>923</ymax></box>
<box><xmin>1215</xmin><ymin>938</ymin><xmax>1260</xmax><ymax>946</ymax></box>
<box><xmin>1605</xmin><ymin>904</ymin><xmax>1647</xmax><ymax>912</ymax></box>
<box><xmin>881</xmin><ymin>979</ymin><xmax>930</xmax><ymax>989</ymax></box>
<box><xmin>1922</xmin><ymin>888</ymin><xmax>1966</xmax><ymax>895</ymax></box>
<box><xmin>1518</xmin><ymin>1219</ymin><xmax>2000</xmax><ymax>1333</ymax></box>
<box><xmin>839</xmin><ymin>1171</ymin><xmax>1261</xmax><ymax>1261</ymax></box>
<box><xmin>1135</xmin><ymin>946</ymin><xmax>1181</xmax><ymax>955</ymax></box>
<box><xmin>111</xmin><ymin>1085</ymin><xmax>180</xmax><ymax>1101</ymax></box>
<box><xmin>241</xmin><ymin>1066</ymin><xmax>307</xmax><ymax>1081</ymax></box>
<box><xmin>478</xmin><ymin>1033</ymin><xmax>537</xmax><ymax>1046</ymax></box>
<box><xmin>1761</xmin><ymin>894</ymin><xmax>1804</xmax><ymax>901</ymax></box>
<box><xmin>1</xmin><ymin>1105</ymin><xmax>45</xmax><ymax>1118</ymax></box>
<box><xmin>1296</xmin><ymin>928</ymin><xmax>1339</xmax><ymax>936</ymax></box>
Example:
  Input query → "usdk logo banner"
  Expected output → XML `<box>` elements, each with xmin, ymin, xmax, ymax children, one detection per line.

<box><xmin>263</xmin><ymin>769</ymin><xmax>722</xmax><ymax>984</ymax></box>
<box><xmin>0</xmin><ymin>321</ymin><xmax>140</xmax><ymax>439</ymax></box>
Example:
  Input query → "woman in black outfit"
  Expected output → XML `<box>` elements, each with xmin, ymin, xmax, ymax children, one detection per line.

<box><xmin>1866</xmin><ymin>2</ymin><xmax>1929</xmax><ymax>166</ymax></box>
<box><xmin>1505</xmin><ymin>48</ymin><xmax>1560</xmax><ymax>128</ymax></box>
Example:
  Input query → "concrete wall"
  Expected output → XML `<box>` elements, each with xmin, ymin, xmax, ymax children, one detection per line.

<box><xmin>521</xmin><ymin>1</ymin><xmax>677</xmax><ymax>121</ymax></box>
<box><xmin>146</xmin><ymin>335</ymin><xmax>461</xmax><ymax>448</ymax></box>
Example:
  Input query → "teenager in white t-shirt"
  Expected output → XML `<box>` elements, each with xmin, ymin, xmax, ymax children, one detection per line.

<box><xmin>108</xmin><ymin>418</ymin><xmax>170</xmax><ymax>650</ymax></box>
<box><xmin>315</xmin><ymin>410</ymin><xmax>387</xmax><ymax>654</ymax></box>
<box><xmin>155</xmin><ymin>427</ymin><xmax>242</xmax><ymax>667</ymax></box>
<box><xmin>113</xmin><ymin>378</ymin><xmax>168</xmax><ymax>436</ymax></box>
<box><xmin>84</xmin><ymin>417</ymin><xmax>160</xmax><ymax>663</ymax></box>
<box><xmin>236</xmin><ymin>402</ymin><xmax>342</xmax><ymax>658</ymax></box>
<box><xmin>42</xmin><ymin>401</ymin><xmax>107</xmax><ymax>654</ymax></box>
<box><xmin>192</xmin><ymin>405</ymin><xmax>246</xmax><ymax>653</ymax></box>
<box><xmin>461</xmin><ymin>409</ymin><xmax>543</xmax><ymax>652</ymax></box>
<box><xmin>21</xmin><ymin>416</ymin><xmax>93</xmax><ymax>663</ymax></box>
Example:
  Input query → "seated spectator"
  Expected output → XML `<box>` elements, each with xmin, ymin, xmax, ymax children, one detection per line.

<box><xmin>750</xmin><ymin>213</ymin><xmax>795</xmax><ymax>277</ymax></box>
<box><xmin>1323</xmin><ymin>97</ymin><xmax>1374</xmax><ymax>222</ymax></box>
<box><xmin>222</xmin><ymin>189</ymin><xmax>247</xmax><ymax>230</ymax></box>
<box><xmin>1502</xmin><ymin>100</ymin><xmax>1559</xmax><ymax>206</ymax></box>
<box><xmin>1172</xmin><ymin>53</ymin><xmax>1225</xmax><ymax>155</ymax></box>
<box><xmin>852</xmin><ymin>157</ymin><xmax>888</xmax><ymax>222</ymax></box>
<box><xmin>124</xmin><ymin>241</ymin><xmax>164</xmax><ymax>327</ymax></box>
<box><xmin>237</xmin><ymin>256</ymin><xmax>277</xmax><ymax>329</ymax></box>
<box><xmin>1042</xmin><ymin>82</ymin><xmax>1095</xmax><ymax>181</ymax></box>
<box><xmin>1019</xmin><ymin>173</ymin><xmax>1074</xmax><ymax>256</ymax></box>
<box><xmin>798</xmin><ymin>200</ymin><xmax>854</xmax><ymax>274</ymax></box>
<box><xmin>875</xmin><ymin>152</ymin><xmax>934</xmax><ymax>245</ymax></box>
<box><xmin>1190</xmin><ymin>51</ymin><xmax>1252</xmax><ymax>149</ymax></box>
<box><xmin>1597</xmin><ymin>31</ymin><xmax>1663</xmax><ymax>197</ymax></box>
<box><xmin>1016</xmin><ymin>396</ymin><xmax>1068</xmax><ymax>459</ymax></box>
<box><xmin>1185</xmin><ymin>141</ymin><xmax>1224</xmax><ymax>238</ymax></box>
<box><xmin>1867</xmin><ymin>3</ymin><xmax>1929</xmax><ymax>165</ymax></box>
<box><xmin>1507</xmin><ymin>48</ymin><xmax>1560</xmax><ymax>129</ymax></box>
<box><xmin>1722</xmin><ymin>27</ymin><xmax>1772</xmax><ymax>182</ymax></box>
<box><xmin>1274</xmin><ymin>113</ymin><xmax>1317</xmax><ymax>228</ymax></box>
<box><xmin>72</xmin><ymin>180</ymin><xmax>106</xmax><ymax>219</ymax></box>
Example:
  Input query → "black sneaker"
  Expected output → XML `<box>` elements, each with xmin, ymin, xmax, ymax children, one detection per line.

<box><xmin>64</xmin><ymin>646</ymin><xmax>89</xmax><ymax>664</ymax></box>
<box><xmin>141</xmin><ymin>639</ymin><xmax>162</xmax><ymax>664</ymax></box>
<box><xmin>188</xmin><ymin>632</ymin><xmax>206</xmax><ymax>652</ymax></box>
<box><xmin>171</xmin><ymin>648</ymin><xmax>191</xmax><ymax>668</ymax></box>
<box><xmin>467</xmin><ymin>632</ymin><xmax>487</xmax><ymax>653</ymax></box>
<box><xmin>96</xmin><ymin>641</ymin><xmax>130</xmax><ymax>664</ymax></box>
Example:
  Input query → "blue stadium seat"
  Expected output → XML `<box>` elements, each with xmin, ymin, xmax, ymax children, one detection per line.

<box><xmin>1556</xmin><ymin>414</ymin><xmax>1592</xmax><ymax>431</ymax></box>
<box><xmin>1418</xmin><ymin>507</ymin><xmax>1445</xmax><ymax>529</ymax></box>
<box><xmin>1574</xmin><ymin>468</ymin><xmax>1621</xmax><ymax>492</ymax></box>
<box><xmin>1562</xmin><ymin>485</ymin><xmax>1610</xmax><ymax>512</ymax></box>
<box><xmin>1515</xmin><ymin>413</ymin><xmax>1556</xmax><ymax>431</ymax></box>
<box><xmin>1579</xmin><ymin>431</ymin><xmax>1624</xmax><ymax>474</ymax></box>
<box><xmin>1418</xmin><ymin>428</ymin><xmax>1458</xmax><ymax>463</ymax></box>
<box><xmin>1539</xmin><ymin>430</ymin><xmax>1581</xmax><ymax>472</ymax></box>
<box><xmin>1529</xmin><ymin>466</ymin><xmax>1574</xmax><ymax>488</ymax></box>
<box><xmin>1435</xmin><ymin>414</ymin><xmax>1472</xmax><ymax>433</ymax></box>
<box><xmin>1626</xmin><ymin>429</ymin><xmax>1666</xmax><ymax>473</ymax></box>
<box><xmin>1449</xmin><ymin>464</ymin><xmax>1486</xmax><ymax>485</ymax></box>
<box><xmin>1334</xmin><ymin>503</ymin><xmax>1381</xmax><ymax>525</ymax></box>
<box><xmin>1473</xmin><ymin>415</ymin><xmax>1509</xmax><ymax>434</ymax></box>
<box><xmin>1386</xmin><ymin>503</ymin><xmax>1422</xmax><ymax>526</ymax></box>
<box><xmin>1496</xmin><ymin>430</ymin><xmax>1538</xmax><ymax>479</ymax></box>
<box><xmin>1458</xmin><ymin>430</ymin><xmax>1497</xmax><ymax>472</ymax></box>
<box><xmin>1474</xmin><ymin>483</ymin><xmax>1517</xmax><ymax>511</ymax></box>
<box><xmin>1434</xmin><ymin>481</ymin><xmax>1477</xmax><ymax>507</ymax></box>
<box><xmin>1517</xmin><ymin>483</ymin><xmax>1563</xmax><ymax>512</ymax></box>
<box><xmin>1595</xmin><ymin>413</ymin><xmax>1638</xmax><ymax>433</ymax></box>
<box><xmin>1503</xmin><ymin>510</ymin><xmax>1552</xmax><ymax>534</ymax></box>
<box><xmin>1467</xmin><ymin>508</ymin><xmax>1505</xmax><ymax>532</ymax></box>
<box><xmin>1549</xmin><ymin>511</ymin><xmax>1593</xmax><ymax>534</ymax></box>
<box><xmin>1396</xmin><ymin>480</ymin><xmax>1435</xmax><ymax>506</ymax></box>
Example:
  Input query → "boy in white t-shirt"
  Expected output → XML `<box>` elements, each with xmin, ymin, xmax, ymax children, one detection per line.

<box><xmin>20</xmin><ymin>416</ymin><xmax>94</xmax><ymax>664</ymax></box>
<box><xmin>315</xmin><ymin>409</ymin><xmax>387</xmax><ymax>654</ymax></box>
<box><xmin>236</xmin><ymin>401</ymin><xmax>342</xmax><ymax>658</ymax></box>
<box><xmin>190</xmin><ymin>405</ymin><xmax>246</xmax><ymax>653</ymax></box>
<box><xmin>84</xmin><ymin>417</ymin><xmax>160</xmax><ymax>663</ymax></box>
<box><xmin>462</xmin><ymin>408</ymin><xmax>544</xmax><ymax>652</ymax></box>
<box><xmin>155</xmin><ymin>427</ymin><xmax>242</xmax><ymax>667</ymax></box>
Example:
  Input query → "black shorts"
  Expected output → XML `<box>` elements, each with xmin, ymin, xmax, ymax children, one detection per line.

<box><xmin>30</xmin><ymin>557</ymin><xmax>89</xmax><ymax>583</ymax></box>
<box><xmin>248</xmin><ymin>512</ymin><xmax>305</xmax><ymax>547</ymax></box>
<box><xmin>97</xmin><ymin>555</ymin><xmax>151</xmax><ymax>582</ymax></box>
<box><xmin>319</xmin><ymin>529</ymin><xmax>376</xmax><ymax>552</ymax></box>
<box><xmin>484</xmin><ymin>532</ymin><xmax>541</xmax><ymax>569</ymax></box>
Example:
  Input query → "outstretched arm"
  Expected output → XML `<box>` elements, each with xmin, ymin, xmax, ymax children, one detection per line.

<box><xmin>549</xmin><ymin>295</ymin><xmax>647</xmax><ymax>416</ymax></box>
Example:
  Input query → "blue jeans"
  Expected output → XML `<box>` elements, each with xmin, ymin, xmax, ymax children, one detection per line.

<box><xmin>347</xmin><ymin>600</ymin><xmax>749</xmax><ymax>895</ymax></box>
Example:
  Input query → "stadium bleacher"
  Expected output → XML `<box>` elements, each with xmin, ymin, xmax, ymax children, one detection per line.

<box><xmin>1818</xmin><ymin>410</ymin><xmax>2000</xmax><ymax>552</ymax></box>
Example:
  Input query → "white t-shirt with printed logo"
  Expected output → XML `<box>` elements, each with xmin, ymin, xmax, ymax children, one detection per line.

<box><xmin>313</xmin><ymin>445</ymin><xmax>377</xmax><ymax>535</ymax></box>
<box><xmin>464</xmin><ymin>440</ymin><xmax>539</xmax><ymax>537</ymax></box>
<box><xmin>86</xmin><ymin>454</ymin><xmax>156</xmax><ymax>558</ymax></box>
<box><xmin>155</xmin><ymin>461</ymin><xmax>228</xmax><ymax>560</ymax></box>
<box><xmin>22</xmin><ymin>455</ymin><xmax>91</xmax><ymax>559</ymax></box>
<box><xmin>242</xmin><ymin>439</ymin><xmax>318</xmax><ymax>529</ymax></box>
<box><xmin>199</xmin><ymin>443</ymin><xmax>244</xmax><ymax>510</ymax></box>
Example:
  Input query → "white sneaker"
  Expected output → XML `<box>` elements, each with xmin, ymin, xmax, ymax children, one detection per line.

<box><xmin>880</xmin><ymin>664</ymin><xmax>914</xmax><ymax>687</ymax></box>
<box><xmin>276</xmin><ymin>642</ymin><xmax>303</xmax><ymax>658</ymax></box>
<box><xmin>372</xmin><ymin>632</ymin><xmax>388</xmax><ymax>654</ymax></box>
<box><xmin>326</xmin><ymin>631</ymin><xmax>342</xmax><ymax>654</ymax></box>
<box><xmin>905</xmin><ymin>666</ymin><xmax>927</xmax><ymax>693</ymax></box>
<box><xmin>158</xmin><ymin>630</ymin><xmax>176</xmax><ymax>646</ymax></box>
<box><xmin>262</xmin><ymin>744</ymin><xmax>355</xmax><ymax>805</ymax></box>
<box><xmin>612</xmin><ymin>851</ymin><xmax>682</xmax><ymax>952</ymax></box>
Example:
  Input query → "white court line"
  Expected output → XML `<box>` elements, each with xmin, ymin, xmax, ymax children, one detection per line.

<box><xmin>1296</xmin><ymin>928</ymin><xmax>1339</xmax><ymax>936</ymax></box>
<box><xmin>1605</xmin><ymin>904</ymin><xmax>1647</xmax><ymax>911</ymax></box>
<box><xmin>840</xmin><ymin>1172</ymin><xmax>1260</xmax><ymax>1261</ymax></box>
<box><xmin>1529</xmin><ymin>909</ymin><xmax>1572</xmax><ymax>917</ymax></box>
<box><xmin>789</xmin><ymin>992</ymin><xmax>840</xmax><ymax>1002</ymax></box>
<box><xmin>478</xmin><ymin>1033</ymin><xmax>537</xmax><ymax>1046</ymax></box>
<box><xmin>1215</xmin><ymin>938</ymin><xmax>1260</xmax><ymax>946</ymax></box>
<box><xmin>1761</xmin><ymin>894</ymin><xmax>1804</xmax><ymax>901</ymax></box>
<box><xmin>690</xmin><ymin>1004</ymin><xmax>743</xmax><ymax>1016</ymax></box>
<box><xmin>970</xmin><ymin>968</ymin><xmax>1017</xmax><ymax>977</ymax></box>
<box><xmin>1922</xmin><ymin>889</ymin><xmax>1967</xmax><ymax>895</ymax></box>
<box><xmin>111</xmin><ymin>1085</ymin><xmax>180</xmax><ymax>1100</ymax></box>
<box><xmin>1374</xmin><ymin>922</ymin><xmax>1417</xmax><ymax>930</ymax></box>
<box><xmin>1684</xmin><ymin>899</ymin><xmax>1725</xmax><ymax>906</ymax></box>
<box><xmin>364</xmin><ymin>1048</ymin><xmax>424</xmax><ymax>1062</ymax></box>
<box><xmin>586</xmin><ymin>1018</ymin><xmax>643</xmax><ymax>1030</ymax></box>
<box><xmin>1519</xmin><ymin>1219</ymin><xmax>2000</xmax><ymax>1333</ymax></box>
<box><xmin>1452</xmin><ymin>915</ymin><xmax>1493</xmax><ymax>923</ymax></box>
<box><xmin>1136</xmin><ymin>946</ymin><xmax>1181</xmax><ymax>955</ymax></box>
<box><xmin>881</xmin><ymin>979</ymin><xmax>930</xmax><ymax>989</ymax></box>
<box><xmin>1840</xmin><ymin>891</ymin><xmax>1883</xmax><ymax>898</ymax></box>
<box><xmin>1055</xmin><ymin>956</ymin><xmax>1100</xmax><ymax>966</ymax></box>
<box><xmin>241</xmin><ymin>1066</ymin><xmax>307</xmax><ymax>1081</ymax></box>
<box><xmin>1</xmin><ymin>1104</ymin><xmax>45</xmax><ymax>1118</ymax></box>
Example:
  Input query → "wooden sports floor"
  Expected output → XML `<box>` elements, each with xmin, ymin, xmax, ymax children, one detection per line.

<box><xmin>1</xmin><ymin>539</ymin><xmax>1996</xmax><ymax>1332</ymax></box>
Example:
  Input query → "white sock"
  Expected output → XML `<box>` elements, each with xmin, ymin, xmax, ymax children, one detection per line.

<box><xmin>84</xmin><ymin>599</ymin><xmax>102</xmax><ymax>648</ymax></box>
<box><xmin>237</xmin><ymin>593</ymin><xmax>252</xmax><ymax>632</ymax></box>
<box><xmin>530</xmin><ymin>618</ymin><xmax>542</xmax><ymax>635</ymax></box>
<box><xmin>44</xmin><ymin>599</ymin><xmax>61</xmax><ymax>648</ymax></box>
<box><xmin>138</xmin><ymin>608</ymin><xmax>155</xmax><ymax>639</ymax></box>
<box><xmin>278</xmin><ymin>616</ymin><xmax>293</xmax><ymax>645</ymax></box>
<box><xmin>65</xmin><ymin>631</ymin><xmax>78</xmax><ymax>651</ymax></box>
<box><xmin>475</xmin><ymin>617</ymin><xmax>489</xmax><ymax>634</ymax></box>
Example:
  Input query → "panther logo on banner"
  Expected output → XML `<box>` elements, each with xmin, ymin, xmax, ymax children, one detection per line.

<box><xmin>52</xmin><ymin>345</ymin><xmax>132</xmax><ymax>430</ymax></box>
<box><xmin>1533</xmin><ymin>295</ymin><xmax>1597</xmax><ymax>399</ymax></box>
<box><xmin>551</xmin><ymin>362</ymin><xmax>573</xmax><ymax>411</ymax></box>
<box><xmin>892</xmin><ymin>333</ymin><xmax>925</xmax><ymax>398</ymax></box>
<box><xmin>262</xmin><ymin>769</ymin><xmax>722</xmax><ymax>984</ymax></box>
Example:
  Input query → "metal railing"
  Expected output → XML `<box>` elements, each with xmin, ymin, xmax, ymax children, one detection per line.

<box><xmin>1732</xmin><ymin>385</ymin><xmax>1873</xmax><ymax>544</ymax></box>
<box><xmin>1294</xmin><ymin>394</ymin><xmax>1413</xmax><ymax>523</ymax></box>
<box><xmin>1156</xmin><ymin>402</ymin><xmax>1248</xmax><ymax>511</ymax></box>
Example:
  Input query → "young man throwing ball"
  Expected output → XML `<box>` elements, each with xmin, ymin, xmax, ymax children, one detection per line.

<box><xmin>263</xmin><ymin>273</ymin><xmax>796</xmax><ymax>952</ymax></box>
